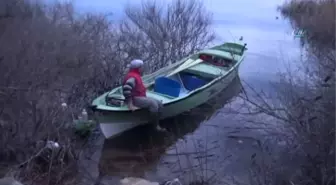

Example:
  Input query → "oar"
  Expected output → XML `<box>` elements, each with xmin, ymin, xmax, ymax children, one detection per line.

<box><xmin>143</xmin><ymin>59</ymin><xmax>188</xmax><ymax>87</ymax></box>
<box><xmin>167</xmin><ymin>58</ymin><xmax>203</xmax><ymax>76</ymax></box>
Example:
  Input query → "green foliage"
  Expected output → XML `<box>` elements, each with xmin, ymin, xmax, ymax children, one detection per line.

<box><xmin>73</xmin><ymin>120</ymin><xmax>96</xmax><ymax>138</ymax></box>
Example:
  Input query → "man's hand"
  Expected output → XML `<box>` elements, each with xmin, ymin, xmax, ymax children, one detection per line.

<box><xmin>126</xmin><ymin>98</ymin><xmax>138</xmax><ymax>111</ymax></box>
<box><xmin>128</xmin><ymin>104</ymin><xmax>138</xmax><ymax>111</ymax></box>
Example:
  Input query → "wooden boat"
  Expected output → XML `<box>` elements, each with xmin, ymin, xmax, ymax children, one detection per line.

<box><xmin>90</xmin><ymin>42</ymin><xmax>248</xmax><ymax>139</ymax></box>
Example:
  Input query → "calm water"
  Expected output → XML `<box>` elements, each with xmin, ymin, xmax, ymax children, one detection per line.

<box><xmin>93</xmin><ymin>77</ymin><xmax>284</xmax><ymax>185</ymax></box>
<box><xmin>76</xmin><ymin>0</ymin><xmax>302</xmax><ymax>184</ymax></box>
<box><xmin>98</xmin><ymin>76</ymin><xmax>243</xmax><ymax>181</ymax></box>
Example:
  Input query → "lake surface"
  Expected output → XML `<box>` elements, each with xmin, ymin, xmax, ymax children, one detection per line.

<box><xmin>76</xmin><ymin>0</ymin><xmax>302</xmax><ymax>184</ymax></box>
<box><xmin>98</xmin><ymin>76</ymin><xmax>243</xmax><ymax>182</ymax></box>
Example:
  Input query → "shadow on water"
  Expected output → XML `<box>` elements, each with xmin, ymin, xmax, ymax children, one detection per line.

<box><xmin>98</xmin><ymin>75</ymin><xmax>243</xmax><ymax>178</ymax></box>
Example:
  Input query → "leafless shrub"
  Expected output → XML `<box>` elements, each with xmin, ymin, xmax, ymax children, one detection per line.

<box><xmin>0</xmin><ymin>0</ymin><xmax>218</xmax><ymax>184</ymax></box>
<box><xmin>119</xmin><ymin>0</ymin><xmax>216</xmax><ymax>73</ymax></box>
<box><xmin>240</xmin><ymin>1</ymin><xmax>335</xmax><ymax>185</ymax></box>
<box><xmin>238</xmin><ymin>61</ymin><xmax>335</xmax><ymax>185</ymax></box>
<box><xmin>0</xmin><ymin>0</ymin><xmax>122</xmax><ymax>184</ymax></box>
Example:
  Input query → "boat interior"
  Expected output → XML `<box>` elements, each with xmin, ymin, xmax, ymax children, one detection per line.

<box><xmin>106</xmin><ymin>53</ymin><xmax>236</xmax><ymax>106</ymax></box>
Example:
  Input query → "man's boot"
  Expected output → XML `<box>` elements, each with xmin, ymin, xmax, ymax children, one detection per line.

<box><xmin>150</xmin><ymin>111</ymin><xmax>166</xmax><ymax>132</ymax></box>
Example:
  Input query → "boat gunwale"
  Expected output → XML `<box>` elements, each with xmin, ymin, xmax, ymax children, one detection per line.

<box><xmin>91</xmin><ymin>52</ymin><xmax>246</xmax><ymax>112</ymax></box>
<box><xmin>94</xmin><ymin>55</ymin><xmax>244</xmax><ymax>113</ymax></box>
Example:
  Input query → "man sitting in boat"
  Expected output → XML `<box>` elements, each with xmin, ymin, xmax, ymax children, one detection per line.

<box><xmin>122</xmin><ymin>59</ymin><xmax>166</xmax><ymax>132</ymax></box>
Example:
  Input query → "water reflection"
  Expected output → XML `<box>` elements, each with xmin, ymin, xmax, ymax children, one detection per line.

<box><xmin>99</xmin><ymin>75</ymin><xmax>243</xmax><ymax>178</ymax></box>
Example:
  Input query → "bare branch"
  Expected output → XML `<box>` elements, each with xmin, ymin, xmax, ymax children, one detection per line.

<box><xmin>120</xmin><ymin>0</ymin><xmax>216</xmax><ymax>73</ymax></box>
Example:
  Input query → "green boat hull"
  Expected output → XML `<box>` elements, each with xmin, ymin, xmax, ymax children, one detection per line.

<box><xmin>93</xmin><ymin>65</ymin><xmax>240</xmax><ymax>139</ymax></box>
<box><xmin>90</xmin><ymin>42</ymin><xmax>247</xmax><ymax>138</ymax></box>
